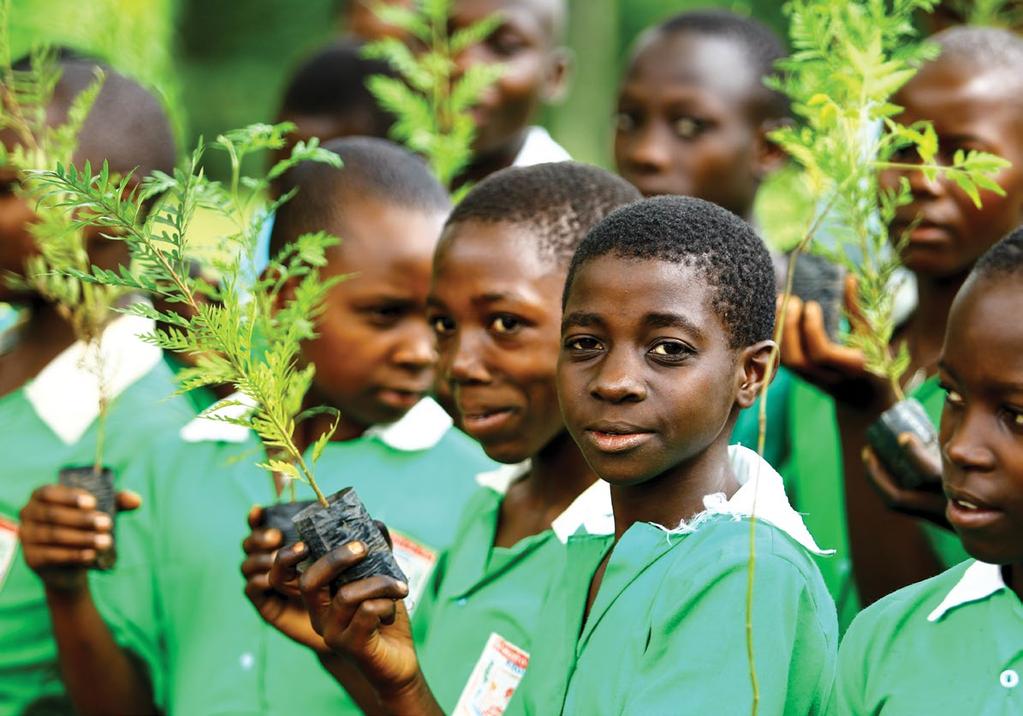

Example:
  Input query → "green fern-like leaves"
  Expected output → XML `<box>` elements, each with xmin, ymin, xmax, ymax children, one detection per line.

<box><xmin>31</xmin><ymin>124</ymin><xmax>344</xmax><ymax>506</ymax></box>
<box><xmin>363</xmin><ymin>0</ymin><xmax>502</xmax><ymax>188</ymax></box>
<box><xmin>770</xmin><ymin>0</ymin><xmax>1010</xmax><ymax>394</ymax></box>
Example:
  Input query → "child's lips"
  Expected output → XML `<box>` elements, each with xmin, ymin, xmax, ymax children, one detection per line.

<box><xmin>946</xmin><ymin>492</ymin><xmax>1003</xmax><ymax>531</ymax></box>
<box><xmin>460</xmin><ymin>407</ymin><xmax>516</xmax><ymax>437</ymax></box>
<box><xmin>584</xmin><ymin>426</ymin><xmax>655</xmax><ymax>454</ymax></box>
<box><xmin>376</xmin><ymin>387</ymin><xmax>426</xmax><ymax>410</ymax></box>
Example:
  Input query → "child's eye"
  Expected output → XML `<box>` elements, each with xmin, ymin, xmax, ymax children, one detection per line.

<box><xmin>940</xmin><ymin>383</ymin><xmax>964</xmax><ymax>407</ymax></box>
<box><xmin>614</xmin><ymin>112</ymin><xmax>637</xmax><ymax>133</ymax></box>
<box><xmin>431</xmin><ymin>315</ymin><xmax>456</xmax><ymax>336</ymax></box>
<box><xmin>672</xmin><ymin>117</ymin><xmax>706</xmax><ymax>140</ymax></box>
<box><xmin>649</xmin><ymin>340</ymin><xmax>692</xmax><ymax>361</ymax></box>
<box><xmin>565</xmin><ymin>336</ymin><xmax>603</xmax><ymax>353</ymax></box>
<box><xmin>1002</xmin><ymin>406</ymin><xmax>1023</xmax><ymax>431</ymax></box>
<box><xmin>488</xmin><ymin>31</ymin><xmax>528</xmax><ymax>57</ymax></box>
<box><xmin>488</xmin><ymin>314</ymin><xmax>521</xmax><ymax>334</ymax></box>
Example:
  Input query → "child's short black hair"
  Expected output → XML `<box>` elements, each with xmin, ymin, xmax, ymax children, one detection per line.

<box><xmin>973</xmin><ymin>225</ymin><xmax>1023</xmax><ymax>281</ymax></box>
<box><xmin>653</xmin><ymin>9</ymin><xmax>789</xmax><ymax>121</ymax></box>
<box><xmin>12</xmin><ymin>51</ymin><xmax>176</xmax><ymax>179</ymax></box>
<box><xmin>443</xmin><ymin>161</ymin><xmax>640</xmax><ymax>265</ymax></box>
<box><xmin>277</xmin><ymin>39</ymin><xmax>396</xmax><ymax>139</ymax></box>
<box><xmin>270</xmin><ymin>136</ymin><xmax>449</xmax><ymax>256</ymax></box>
<box><xmin>931</xmin><ymin>25</ymin><xmax>1023</xmax><ymax>82</ymax></box>
<box><xmin>564</xmin><ymin>195</ymin><xmax>775</xmax><ymax>349</ymax></box>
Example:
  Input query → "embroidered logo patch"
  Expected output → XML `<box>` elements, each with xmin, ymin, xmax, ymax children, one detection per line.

<box><xmin>0</xmin><ymin>516</ymin><xmax>19</xmax><ymax>592</ymax></box>
<box><xmin>389</xmin><ymin>531</ymin><xmax>438</xmax><ymax>613</ymax></box>
<box><xmin>453</xmin><ymin>632</ymin><xmax>530</xmax><ymax>716</ymax></box>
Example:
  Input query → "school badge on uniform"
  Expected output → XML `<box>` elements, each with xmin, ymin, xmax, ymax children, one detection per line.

<box><xmin>0</xmin><ymin>516</ymin><xmax>19</xmax><ymax>591</ymax></box>
<box><xmin>389</xmin><ymin>531</ymin><xmax>438</xmax><ymax>613</ymax></box>
<box><xmin>453</xmin><ymin>632</ymin><xmax>530</xmax><ymax>716</ymax></box>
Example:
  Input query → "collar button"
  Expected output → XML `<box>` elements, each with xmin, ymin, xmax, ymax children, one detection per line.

<box><xmin>1000</xmin><ymin>670</ymin><xmax>1019</xmax><ymax>689</ymax></box>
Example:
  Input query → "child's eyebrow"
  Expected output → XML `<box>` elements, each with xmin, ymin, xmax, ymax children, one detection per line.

<box><xmin>562</xmin><ymin>311</ymin><xmax>604</xmax><ymax>330</ymax></box>
<box><xmin>645</xmin><ymin>311</ymin><xmax>704</xmax><ymax>338</ymax></box>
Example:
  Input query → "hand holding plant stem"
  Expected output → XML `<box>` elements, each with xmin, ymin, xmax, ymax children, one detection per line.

<box><xmin>31</xmin><ymin>123</ymin><xmax>346</xmax><ymax>508</ymax></box>
<box><xmin>362</xmin><ymin>0</ymin><xmax>503</xmax><ymax>190</ymax></box>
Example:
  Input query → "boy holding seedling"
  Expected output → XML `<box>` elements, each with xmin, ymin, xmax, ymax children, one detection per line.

<box><xmin>278</xmin><ymin>196</ymin><xmax>838</xmax><ymax>715</ymax></box>
<box><xmin>249</xmin><ymin>161</ymin><xmax>638</xmax><ymax>713</ymax></box>
<box><xmin>19</xmin><ymin>137</ymin><xmax>496</xmax><ymax>715</ymax></box>
<box><xmin>781</xmin><ymin>26</ymin><xmax>1023</xmax><ymax>610</ymax></box>
<box><xmin>0</xmin><ymin>56</ymin><xmax>184</xmax><ymax>715</ymax></box>
<box><xmin>834</xmin><ymin>227</ymin><xmax>1023</xmax><ymax>714</ymax></box>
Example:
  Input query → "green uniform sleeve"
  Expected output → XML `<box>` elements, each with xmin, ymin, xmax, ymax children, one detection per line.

<box><xmin>627</xmin><ymin>549</ymin><xmax>837</xmax><ymax>715</ymax></box>
<box><xmin>832</xmin><ymin>614</ymin><xmax>872</xmax><ymax>716</ymax></box>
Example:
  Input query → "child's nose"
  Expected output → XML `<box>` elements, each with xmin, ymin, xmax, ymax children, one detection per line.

<box><xmin>589</xmin><ymin>351</ymin><xmax>646</xmax><ymax>404</ymax></box>
<box><xmin>393</xmin><ymin>322</ymin><xmax>437</xmax><ymax>369</ymax></box>
<box><xmin>943</xmin><ymin>408</ymin><xmax>996</xmax><ymax>472</ymax></box>
<box><xmin>624</xmin><ymin>123</ymin><xmax>673</xmax><ymax>174</ymax></box>
<box><xmin>448</xmin><ymin>330</ymin><xmax>491</xmax><ymax>384</ymax></box>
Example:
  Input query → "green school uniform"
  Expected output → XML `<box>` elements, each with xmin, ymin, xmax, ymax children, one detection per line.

<box><xmin>412</xmin><ymin>462</ymin><xmax>614</xmax><ymax>714</ymax></box>
<box><xmin>90</xmin><ymin>397</ymin><xmax>497</xmax><ymax>715</ymax></box>
<box><xmin>511</xmin><ymin>446</ymin><xmax>838</xmax><ymax>716</ymax></box>
<box><xmin>785</xmin><ymin>375</ymin><xmax>967</xmax><ymax>631</ymax></box>
<box><xmin>0</xmin><ymin>315</ymin><xmax>195</xmax><ymax>716</ymax></box>
<box><xmin>835</xmin><ymin>559</ymin><xmax>1023</xmax><ymax>715</ymax></box>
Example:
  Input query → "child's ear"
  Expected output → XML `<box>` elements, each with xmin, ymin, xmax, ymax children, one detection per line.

<box><xmin>541</xmin><ymin>47</ymin><xmax>572</xmax><ymax>104</ymax></box>
<box><xmin>735</xmin><ymin>340</ymin><xmax>776</xmax><ymax>410</ymax></box>
<box><xmin>752</xmin><ymin>118</ymin><xmax>791</xmax><ymax>181</ymax></box>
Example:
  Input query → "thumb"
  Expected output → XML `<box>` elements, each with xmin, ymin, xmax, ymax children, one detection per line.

<box><xmin>116</xmin><ymin>490</ymin><xmax>143</xmax><ymax>512</ymax></box>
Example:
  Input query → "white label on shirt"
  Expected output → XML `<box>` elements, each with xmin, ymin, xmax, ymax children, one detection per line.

<box><xmin>0</xmin><ymin>517</ymin><xmax>18</xmax><ymax>592</ymax></box>
<box><xmin>453</xmin><ymin>632</ymin><xmax>530</xmax><ymax>716</ymax></box>
<box><xmin>389</xmin><ymin>531</ymin><xmax>437</xmax><ymax>614</ymax></box>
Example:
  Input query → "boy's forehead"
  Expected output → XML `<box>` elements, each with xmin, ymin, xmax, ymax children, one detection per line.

<box><xmin>568</xmin><ymin>254</ymin><xmax>714</xmax><ymax>316</ymax></box>
<box><xmin>946</xmin><ymin>278</ymin><xmax>1023</xmax><ymax>381</ymax></box>
<box><xmin>438</xmin><ymin>219</ymin><xmax>557</xmax><ymax>275</ymax></box>
<box><xmin>628</xmin><ymin>31</ymin><xmax>759</xmax><ymax>102</ymax></box>
<box><xmin>453</xmin><ymin>0</ymin><xmax>565</xmax><ymax>42</ymax></box>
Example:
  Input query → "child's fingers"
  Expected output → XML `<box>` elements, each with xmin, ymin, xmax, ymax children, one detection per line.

<box><xmin>898</xmin><ymin>433</ymin><xmax>943</xmax><ymax>486</ymax></box>
<box><xmin>115</xmin><ymin>490</ymin><xmax>142</xmax><ymax>512</ymax></box>
<box><xmin>23</xmin><ymin>545</ymin><xmax>97</xmax><ymax>570</ymax></box>
<box><xmin>347</xmin><ymin>599</ymin><xmax>399</xmax><ymax>641</ymax></box>
<box><xmin>20</xmin><ymin>501</ymin><xmax>111</xmax><ymax>531</ymax></box>
<box><xmin>779</xmin><ymin>296</ymin><xmax>809</xmax><ymax>369</ymax></box>
<box><xmin>862</xmin><ymin>446</ymin><xmax>950</xmax><ymax>527</ymax></box>
<box><xmin>843</xmin><ymin>273</ymin><xmax>868</xmax><ymax>333</ymax></box>
<box><xmin>31</xmin><ymin>484</ymin><xmax>96</xmax><ymax>509</ymax></box>
<box><xmin>861</xmin><ymin>446</ymin><xmax>903</xmax><ymax>504</ymax></box>
<box><xmin>336</xmin><ymin>575</ymin><xmax>409</xmax><ymax>608</ymax></box>
<box><xmin>19</xmin><ymin>521</ymin><xmax>111</xmax><ymax>550</ymax></box>
<box><xmin>242</xmin><ymin>528</ymin><xmax>282</xmax><ymax>555</ymax></box>
<box><xmin>269</xmin><ymin>542</ymin><xmax>307</xmax><ymax>592</ymax></box>
<box><xmin>240</xmin><ymin>552</ymin><xmax>275</xmax><ymax>581</ymax></box>
<box><xmin>802</xmin><ymin>301</ymin><xmax>867</xmax><ymax>373</ymax></box>
<box><xmin>299</xmin><ymin>542</ymin><xmax>368</xmax><ymax>593</ymax></box>
<box><xmin>247</xmin><ymin>505</ymin><xmax>265</xmax><ymax>530</ymax></box>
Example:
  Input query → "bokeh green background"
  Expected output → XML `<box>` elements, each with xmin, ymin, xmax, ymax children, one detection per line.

<box><xmin>9</xmin><ymin>0</ymin><xmax>786</xmax><ymax>176</ymax></box>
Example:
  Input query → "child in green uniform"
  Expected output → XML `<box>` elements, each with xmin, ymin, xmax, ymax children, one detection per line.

<box><xmin>283</xmin><ymin>195</ymin><xmax>838</xmax><ymax>715</ymax></box>
<box><xmin>248</xmin><ymin>162</ymin><xmax>637</xmax><ymax>714</ymax></box>
<box><xmin>781</xmin><ymin>26</ymin><xmax>1023</xmax><ymax>614</ymax></box>
<box><xmin>18</xmin><ymin>137</ymin><xmax>496</xmax><ymax>715</ymax></box>
<box><xmin>0</xmin><ymin>56</ymin><xmax>182</xmax><ymax>715</ymax></box>
<box><xmin>834</xmin><ymin>226</ymin><xmax>1023</xmax><ymax>715</ymax></box>
<box><xmin>613</xmin><ymin>9</ymin><xmax>793</xmax><ymax>468</ymax></box>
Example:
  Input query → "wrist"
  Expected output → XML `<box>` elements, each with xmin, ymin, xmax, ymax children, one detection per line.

<box><xmin>380</xmin><ymin>670</ymin><xmax>435</xmax><ymax>716</ymax></box>
<box><xmin>44</xmin><ymin>575</ymin><xmax>90</xmax><ymax>604</ymax></box>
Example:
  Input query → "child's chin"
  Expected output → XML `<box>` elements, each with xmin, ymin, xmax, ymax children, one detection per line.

<box><xmin>957</xmin><ymin>533</ymin><xmax>1017</xmax><ymax>567</ymax></box>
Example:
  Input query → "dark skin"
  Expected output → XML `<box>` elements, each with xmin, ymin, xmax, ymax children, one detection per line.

<box><xmin>341</xmin><ymin>0</ymin><xmax>414</xmax><ymax>41</ymax></box>
<box><xmin>938</xmin><ymin>274</ymin><xmax>1023</xmax><ymax>601</ymax></box>
<box><xmin>242</xmin><ymin>194</ymin><xmax>444</xmax><ymax>647</ymax></box>
<box><xmin>779</xmin><ymin>57</ymin><xmax>1023</xmax><ymax>604</ymax></box>
<box><xmin>614</xmin><ymin>31</ymin><xmax>786</xmax><ymax>221</ymax></box>
<box><xmin>260</xmin><ymin>220</ymin><xmax>599</xmax><ymax>713</ymax></box>
<box><xmin>273</xmin><ymin>255</ymin><xmax>773</xmax><ymax>715</ymax></box>
<box><xmin>449</xmin><ymin>0</ymin><xmax>569</xmax><ymax>186</ymax></box>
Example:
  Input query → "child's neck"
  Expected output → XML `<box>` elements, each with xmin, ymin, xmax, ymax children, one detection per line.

<box><xmin>0</xmin><ymin>298</ymin><xmax>78</xmax><ymax>399</ymax></box>
<box><xmin>495</xmin><ymin>430</ymin><xmax>597</xmax><ymax>549</ymax></box>
<box><xmin>608</xmin><ymin>437</ymin><xmax>738</xmax><ymax>541</ymax></box>
<box><xmin>1008</xmin><ymin>563</ymin><xmax>1023</xmax><ymax>602</ymax></box>
<box><xmin>456</xmin><ymin>129</ymin><xmax>530</xmax><ymax>188</ymax></box>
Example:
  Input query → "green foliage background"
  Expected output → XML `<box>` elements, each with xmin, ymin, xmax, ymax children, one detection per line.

<box><xmin>8</xmin><ymin>0</ymin><xmax>784</xmax><ymax>177</ymax></box>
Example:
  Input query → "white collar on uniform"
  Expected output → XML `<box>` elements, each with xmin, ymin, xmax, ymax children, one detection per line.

<box><xmin>475</xmin><ymin>460</ymin><xmax>614</xmax><ymax>542</ymax></box>
<box><xmin>180</xmin><ymin>395</ymin><xmax>453</xmax><ymax>452</ymax></box>
<box><xmin>179</xmin><ymin>391</ymin><xmax>256</xmax><ymax>443</ymax></box>
<box><xmin>653</xmin><ymin>445</ymin><xmax>832</xmax><ymax>556</ymax></box>
<box><xmin>25</xmin><ymin>313</ymin><xmax>162</xmax><ymax>445</ymax></box>
<box><xmin>927</xmin><ymin>560</ymin><xmax>1006</xmax><ymax>622</ymax></box>
<box><xmin>363</xmin><ymin>396</ymin><xmax>452</xmax><ymax>452</ymax></box>
<box><xmin>512</xmin><ymin>126</ymin><xmax>571</xmax><ymax>167</ymax></box>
